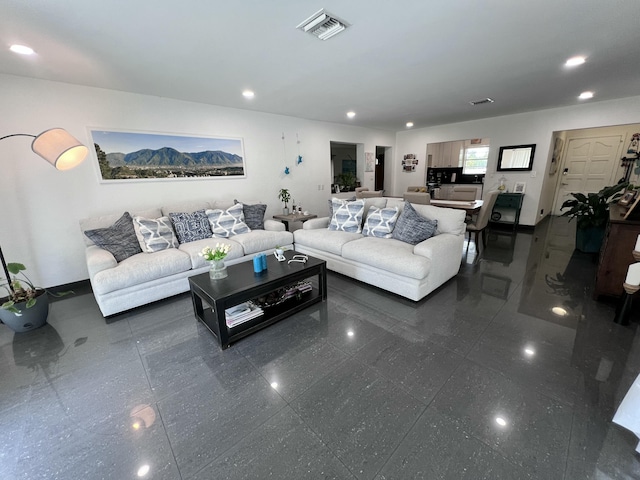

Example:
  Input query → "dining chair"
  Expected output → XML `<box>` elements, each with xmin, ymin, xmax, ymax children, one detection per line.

<box><xmin>466</xmin><ymin>190</ymin><xmax>501</xmax><ymax>252</ymax></box>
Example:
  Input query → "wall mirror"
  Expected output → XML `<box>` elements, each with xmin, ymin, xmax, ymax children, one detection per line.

<box><xmin>497</xmin><ymin>144</ymin><xmax>536</xmax><ymax>171</ymax></box>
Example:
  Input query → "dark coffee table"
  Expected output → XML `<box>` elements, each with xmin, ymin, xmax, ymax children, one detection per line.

<box><xmin>189</xmin><ymin>250</ymin><xmax>327</xmax><ymax>349</ymax></box>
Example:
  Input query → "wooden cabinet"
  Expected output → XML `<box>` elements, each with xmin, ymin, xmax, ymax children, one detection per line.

<box><xmin>594</xmin><ymin>204</ymin><xmax>640</xmax><ymax>299</ymax></box>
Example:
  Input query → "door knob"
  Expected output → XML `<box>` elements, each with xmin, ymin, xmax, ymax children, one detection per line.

<box><xmin>561</xmin><ymin>182</ymin><xmax>569</xmax><ymax>186</ymax></box>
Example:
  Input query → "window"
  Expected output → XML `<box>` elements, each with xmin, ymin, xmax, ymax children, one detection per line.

<box><xmin>462</xmin><ymin>146</ymin><xmax>489</xmax><ymax>175</ymax></box>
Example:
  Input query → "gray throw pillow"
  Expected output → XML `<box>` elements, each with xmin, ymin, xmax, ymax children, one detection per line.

<box><xmin>169</xmin><ymin>210</ymin><xmax>212</xmax><ymax>244</ymax></box>
<box><xmin>392</xmin><ymin>201</ymin><xmax>438</xmax><ymax>245</ymax></box>
<box><xmin>235</xmin><ymin>200</ymin><xmax>266</xmax><ymax>230</ymax></box>
<box><xmin>84</xmin><ymin>211</ymin><xmax>142</xmax><ymax>262</ymax></box>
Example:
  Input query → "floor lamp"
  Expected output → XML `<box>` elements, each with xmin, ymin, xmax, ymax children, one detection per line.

<box><xmin>0</xmin><ymin>128</ymin><xmax>88</xmax><ymax>294</ymax></box>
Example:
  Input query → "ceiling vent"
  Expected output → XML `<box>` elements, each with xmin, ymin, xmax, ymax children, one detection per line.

<box><xmin>469</xmin><ymin>98</ymin><xmax>495</xmax><ymax>106</ymax></box>
<box><xmin>297</xmin><ymin>9</ymin><xmax>350</xmax><ymax>40</ymax></box>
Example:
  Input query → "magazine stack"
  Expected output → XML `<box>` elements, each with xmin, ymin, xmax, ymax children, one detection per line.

<box><xmin>225</xmin><ymin>301</ymin><xmax>264</xmax><ymax>328</ymax></box>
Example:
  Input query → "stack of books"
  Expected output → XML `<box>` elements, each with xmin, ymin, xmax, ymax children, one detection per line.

<box><xmin>254</xmin><ymin>281</ymin><xmax>313</xmax><ymax>308</ymax></box>
<box><xmin>225</xmin><ymin>301</ymin><xmax>264</xmax><ymax>328</ymax></box>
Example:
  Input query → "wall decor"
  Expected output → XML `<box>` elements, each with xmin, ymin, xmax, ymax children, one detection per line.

<box><xmin>514</xmin><ymin>181</ymin><xmax>526</xmax><ymax>194</ymax></box>
<box><xmin>497</xmin><ymin>144</ymin><xmax>536</xmax><ymax>171</ymax></box>
<box><xmin>365</xmin><ymin>152</ymin><xmax>374</xmax><ymax>172</ymax></box>
<box><xmin>90</xmin><ymin>129</ymin><xmax>246</xmax><ymax>182</ymax></box>
<box><xmin>402</xmin><ymin>154</ymin><xmax>418</xmax><ymax>172</ymax></box>
<box><xmin>550</xmin><ymin>137</ymin><xmax>563</xmax><ymax>175</ymax></box>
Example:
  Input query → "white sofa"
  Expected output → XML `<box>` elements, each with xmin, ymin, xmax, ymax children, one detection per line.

<box><xmin>79</xmin><ymin>199</ymin><xmax>293</xmax><ymax>317</ymax></box>
<box><xmin>293</xmin><ymin>197</ymin><xmax>466</xmax><ymax>301</ymax></box>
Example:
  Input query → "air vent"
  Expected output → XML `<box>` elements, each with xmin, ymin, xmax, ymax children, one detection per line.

<box><xmin>469</xmin><ymin>98</ymin><xmax>495</xmax><ymax>106</ymax></box>
<box><xmin>297</xmin><ymin>9</ymin><xmax>350</xmax><ymax>40</ymax></box>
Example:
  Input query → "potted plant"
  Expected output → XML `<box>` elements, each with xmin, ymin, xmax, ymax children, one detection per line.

<box><xmin>560</xmin><ymin>182</ymin><xmax>627</xmax><ymax>253</ymax></box>
<box><xmin>0</xmin><ymin>262</ymin><xmax>59</xmax><ymax>333</ymax></box>
<box><xmin>278</xmin><ymin>188</ymin><xmax>291</xmax><ymax>215</ymax></box>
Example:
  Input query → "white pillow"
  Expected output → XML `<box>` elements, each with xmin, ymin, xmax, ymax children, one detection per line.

<box><xmin>133</xmin><ymin>216</ymin><xmax>179</xmax><ymax>252</ymax></box>
<box><xmin>362</xmin><ymin>206</ymin><xmax>400</xmax><ymax>238</ymax></box>
<box><xmin>206</xmin><ymin>203</ymin><xmax>251</xmax><ymax>237</ymax></box>
<box><xmin>328</xmin><ymin>198</ymin><xmax>365</xmax><ymax>233</ymax></box>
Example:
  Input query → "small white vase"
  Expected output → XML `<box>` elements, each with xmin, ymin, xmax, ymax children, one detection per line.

<box><xmin>209</xmin><ymin>259</ymin><xmax>228</xmax><ymax>279</ymax></box>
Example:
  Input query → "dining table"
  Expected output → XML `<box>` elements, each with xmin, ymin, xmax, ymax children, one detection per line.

<box><xmin>430</xmin><ymin>199</ymin><xmax>484</xmax><ymax>215</ymax></box>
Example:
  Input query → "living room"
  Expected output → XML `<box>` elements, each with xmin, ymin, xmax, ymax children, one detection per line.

<box><xmin>0</xmin><ymin>2</ymin><xmax>640</xmax><ymax>480</ymax></box>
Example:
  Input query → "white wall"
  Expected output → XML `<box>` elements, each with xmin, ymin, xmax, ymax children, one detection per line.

<box><xmin>394</xmin><ymin>96</ymin><xmax>640</xmax><ymax>225</ymax></box>
<box><xmin>0</xmin><ymin>74</ymin><xmax>394</xmax><ymax>287</ymax></box>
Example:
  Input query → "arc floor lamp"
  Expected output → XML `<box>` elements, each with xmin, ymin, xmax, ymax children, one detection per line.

<box><xmin>0</xmin><ymin>128</ymin><xmax>88</xmax><ymax>294</ymax></box>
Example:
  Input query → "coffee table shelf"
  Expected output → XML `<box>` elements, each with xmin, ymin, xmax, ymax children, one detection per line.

<box><xmin>189</xmin><ymin>251</ymin><xmax>327</xmax><ymax>349</ymax></box>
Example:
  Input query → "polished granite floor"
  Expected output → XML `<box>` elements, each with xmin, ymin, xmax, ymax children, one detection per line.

<box><xmin>2</xmin><ymin>216</ymin><xmax>640</xmax><ymax>479</ymax></box>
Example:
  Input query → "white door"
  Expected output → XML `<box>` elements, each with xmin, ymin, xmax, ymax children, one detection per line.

<box><xmin>552</xmin><ymin>135</ymin><xmax>624</xmax><ymax>215</ymax></box>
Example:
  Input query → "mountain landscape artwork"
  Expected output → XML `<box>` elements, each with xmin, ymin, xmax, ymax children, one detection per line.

<box><xmin>90</xmin><ymin>130</ymin><xmax>246</xmax><ymax>181</ymax></box>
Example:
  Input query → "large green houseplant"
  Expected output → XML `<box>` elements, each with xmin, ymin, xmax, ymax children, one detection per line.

<box><xmin>0</xmin><ymin>262</ymin><xmax>70</xmax><ymax>333</ymax></box>
<box><xmin>560</xmin><ymin>182</ymin><xmax>627</xmax><ymax>253</ymax></box>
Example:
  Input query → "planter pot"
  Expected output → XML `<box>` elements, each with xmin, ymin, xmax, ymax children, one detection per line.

<box><xmin>282</xmin><ymin>207</ymin><xmax>289</xmax><ymax>215</ymax></box>
<box><xmin>576</xmin><ymin>226</ymin><xmax>606</xmax><ymax>253</ymax></box>
<box><xmin>0</xmin><ymin>290</ymin><xmax>49</xmax><ymax>333</ymax></box>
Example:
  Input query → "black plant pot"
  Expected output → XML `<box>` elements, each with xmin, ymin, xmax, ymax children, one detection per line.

<box><xmin>575</xmin><ymin>226</ymin><xmax>606</xmax><ymax>253</ymax></box>
<box><xmin>0</xmin><ymin>290</ymin><xmax>49</xmax><ymax>333</ymax></box>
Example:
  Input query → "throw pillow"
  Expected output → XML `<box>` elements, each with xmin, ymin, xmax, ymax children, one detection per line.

<box><xmin>206</xmin><ymin>203</ymin><xmax>251</xmax><ymax>237</ymax></box>
<box><xmin>133</xmin><ymin>215</ymin><xmax>179</xmax><ymax>252</ymax></box>
<box><xmin>84</xmin><ymin>212</ymin><xmax>142</xmax><ymax>262</ymax></box>
<box><xmin>392</xmin><ymin>201</ymin><xmax>438</xmax><ymax>245</ymax></box>
<box><xmin>234</xmin><ymin>200</ymin><xmax>266</xmax><ymax>230</ymax></box>
<box><xmin>327</xmin><ymin>196</ymin><xmax>357</xmax><ymax>219</ymax></box>
<box><xmin>169</xmin><ymin>210</ymin><xmax>212</xmax><ymax>244</ymax></box>
<box><xmin>328</xmin><ymin>198</ymin><xmax>365</xmax><ymax>233</ymax></box>
<box><xmin>362</xmin><ymin>206</ymin><xmax>400</xmax><ymax>238</ymax></box>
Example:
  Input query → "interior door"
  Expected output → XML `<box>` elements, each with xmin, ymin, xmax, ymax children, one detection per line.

<box><xmin>552</xmin><ymin>135</ymin><xmax>623</xmax><ymax>215</ymax></box>
<box><xmin>375</xmin><ymin>146</ymin><xmax>385</xmax><ymax>191</ymax></box>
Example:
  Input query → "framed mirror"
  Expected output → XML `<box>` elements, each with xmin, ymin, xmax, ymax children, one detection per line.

<box><xmin>497</xmin><ymin>144</ymin><xmax>536</xmax><ymax>171</ymax></box>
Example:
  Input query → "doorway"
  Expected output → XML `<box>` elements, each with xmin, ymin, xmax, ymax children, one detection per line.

<box><xmin>551</xmin><ymin>135</ymin><xmax>625</xmax><ymax>215</ymax></box>
<box><xmin>375</xmin><ymin>146</ymin><xmax>385</xmax><ymax>191</ymax></box>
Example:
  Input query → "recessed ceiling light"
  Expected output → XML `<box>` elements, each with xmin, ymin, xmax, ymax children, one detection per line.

<box><xmin>578</xmin><ymin>91</ymin><xmax>594</xmax><ymax>100</ymax></box>
<box><xmin>406</xmin><ymin>122</ymin><xmax>414</xmax><ymax>128</ymax></box>
<box><xmin>565</xmin><ymin>56</ymin><xmax>586</xmax><ymax>67</ymax></box>
<box><xmin>10</xmin><ymin>44</ymin><xmax>34</xmax><ymax>55</ymax></box>
<box><xmin>242</xmin><ymin>90</ymin><xmax>255</xmax><ymax>99</ymax></box>
<box><xmin>346</xmin><ymin>111</ymin><xmax>356</xmax><ymax>118</ymax></box>
<box><xmin>495</xmin><ymin>417</ymin><xmax>508</xmax><ymax>427</ymax></box>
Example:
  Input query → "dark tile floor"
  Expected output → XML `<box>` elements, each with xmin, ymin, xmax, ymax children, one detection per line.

<box><xmin>2</xmin><ymin>216</ymin><xmax>640</xmax><ymax>479</ymax></box>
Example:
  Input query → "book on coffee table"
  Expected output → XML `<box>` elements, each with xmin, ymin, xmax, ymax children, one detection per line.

<box><xmin>225</xmin><ymin>301</ymin><xmax>264</xmax><ymax>328</ymax></box>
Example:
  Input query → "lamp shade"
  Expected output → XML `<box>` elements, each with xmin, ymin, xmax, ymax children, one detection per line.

<box><xmin>31</xmin><ymin>128</ymin><xmax>88</xmax><ymax>170</ymax></box>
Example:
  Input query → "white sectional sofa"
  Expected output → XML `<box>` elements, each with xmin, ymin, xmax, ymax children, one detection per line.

<box><xmin>293</xmin><ymin>197</ymin><xmax>466</xmax><ymax>301</ymax></box>
<box><xmin>80</xmin><ymin>199</ymin><xmax>293</xmax><ymax>317</ymax></box>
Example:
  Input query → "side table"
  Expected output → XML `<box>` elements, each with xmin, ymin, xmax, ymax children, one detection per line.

<box><xmin>273</xmin><ymin>213</ymin><xmax>317</xmax><ymax>231</ymax></box>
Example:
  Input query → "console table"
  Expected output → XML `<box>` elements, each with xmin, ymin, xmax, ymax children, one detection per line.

<box><xmin>490</xmin><ymin>193</ymin><xmax>524</xmax><ymax>232</ymax></box>
<box><xmin>594</xmin><ymin>204</ymin><xmax>640</xmax><ymax>299</ymax></box>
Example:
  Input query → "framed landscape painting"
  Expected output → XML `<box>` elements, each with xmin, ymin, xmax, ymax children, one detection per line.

<box><xmin>89</xmin><ymin>129</ymin><xmax>246</xmax><ymax>182</ymax></box>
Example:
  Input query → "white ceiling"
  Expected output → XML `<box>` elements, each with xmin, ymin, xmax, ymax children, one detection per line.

<box><xmin>2</xmin><ymin>0</ymin><xmax>639</xmax><ymax>132</ymax></box>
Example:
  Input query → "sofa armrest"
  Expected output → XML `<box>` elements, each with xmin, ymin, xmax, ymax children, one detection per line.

<box><xmin>85</xmin><ymin>245</ymin><xmax>117</xmax><ymax>278</ymax></box>
<box><xmin>264</xmin><ymin>219</ymin><xmax>285</xmax><ymax>231</ymax></box>
<box><xmin>303</xmin><ymin>217</ymin><xmax>330</xmax><ymax>229</ymax></box>
<box><xmin>413</xmin><ymin>232</ymin><xmax>461</xmax><ymax>260</ymax></box>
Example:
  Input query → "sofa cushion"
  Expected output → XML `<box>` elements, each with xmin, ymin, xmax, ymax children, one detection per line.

<box><xmin>83</xmin><ymin>212</ymin><xmax>142</xmax><ymax>262</ymax></box>
<box><xmin>410</xmin><ymin>203</ymin><xmax>466</xmax><ymax>235</ymax></box>
<box><xmin>329</xmin><ymin>199</ymin><xmax>365</xmax><ymax>233</ymax></box>
<box><xmin>178</xmin><ymin>237</ymin><xmax>245</xmax><ymax>269</ymax></box>
<box><xmin>133</xmin><ymin>215</ymin><xmax>179</xmax><ymax>252</ymax></box>
<box><xmin>91</xmin><ymin>248</ymin><xmax>192</xmax><ymax>295</ymax></box>
<box><xmin>231</xmin><ymin>230</ymin><xmax>294</xmax><ymax>255</ymax></box>
<box><xmin>206</xmin><ymin>203</ymin><xmax>251</xmax><ymax>237</ymax></box>
<box><xmin>362</xmin><ymin>206</ymin><xmax>399</xmax><ymax>238</ymax></box>
<box><xmin>235</xmin><ymin>200</ymin><xmax>267</xmax><ymax>230</ymax></box>
<box><xmin>327</xmin><ymin>196</ymin><xmax>356</xmax><ymax>218</ymax></box>
<box><xmin>342</xmin><ymin>237</ymin><xmax>431</xmax><ymax>280</ymax></box>
<box><xmin>169</xmin><ymin>210</ymin><xmax>212</xmax><ymax>244</ymax></box>
<box><xmin>294</xmin><ymin>228</ymin><xmax>362</xmax><ymax>256</ymax></box>
<box><xmin>81</xmin><ymin>208</ymin><xmax>162</xmax><ymax>248</ymax></box>
<box><xmin>392</xmin><ymin>202</ymin><xmax>438</xmax><ymax>245</ymax></box>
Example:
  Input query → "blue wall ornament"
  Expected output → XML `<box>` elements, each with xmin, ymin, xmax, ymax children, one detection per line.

<box><xmin>284</xmin><ymin>166</ymin><xmax>290</xmax><ymax>175</ymax></box>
